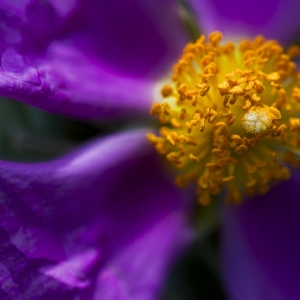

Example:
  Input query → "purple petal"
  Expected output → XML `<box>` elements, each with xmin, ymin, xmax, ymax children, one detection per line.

<box><xmin>0</xmin><ymin>129</ymin><xmax>191</xmax><ymax>299</ymax></box>
<box><xmin>93</xmin><ymin>214</ymin><xmax>190</xmax><ymax>300</ymax></box>
<box><xmin>43</xmin><ymin>248</ymin><xmax>100</xmax><ymax>289</ymax></box>
<box><xmin>0</xmin><ymin>45</ymin><xmax>155</xmax><ymax>119</ymax></box>
<box><xmin>190</xmin><ymin>0</ymin><xmax>300</xmax><ymax>44</ymax></box>
<box><xmin>0</xmin><ymin>0</ymin><xmax>187</xmax><ymax>118</ymax></box>
<box><xmin>222</xmin><ymin>172</ymin><xmax>300</xmax><ymax>299</ymax></box>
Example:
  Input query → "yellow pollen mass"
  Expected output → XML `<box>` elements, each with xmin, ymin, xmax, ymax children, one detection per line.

<box><xmin>147</xmin><ymin>32</ymin><xmax>300</xmax><ymax>205</ymax></box>
<box><xmin>241</xmin><ymin>106</ymin><xmax>280</xmax><ymax>134</ymax></box>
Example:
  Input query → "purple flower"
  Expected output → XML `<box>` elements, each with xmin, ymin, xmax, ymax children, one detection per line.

<box><xmin>1</xmin><ymin>0</ymin><xmax>300</xmax><ymax>299</ymax></box>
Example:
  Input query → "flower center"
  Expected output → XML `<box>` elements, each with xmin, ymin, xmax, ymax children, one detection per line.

<box><xmin>148</xmin><ymin>32</ymin><xmax>300</xmax><ymax>205</ymax></box>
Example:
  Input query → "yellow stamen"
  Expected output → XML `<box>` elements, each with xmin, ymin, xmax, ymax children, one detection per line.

<box><xmin>148</xmin><ymin>32</ymin><xmax>300</xmax><ymax>205</ymax></box>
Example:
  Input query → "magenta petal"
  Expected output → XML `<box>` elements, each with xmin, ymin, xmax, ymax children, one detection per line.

<box><xmin>0</xmin><ymin>0</ymin><xmax>187</xmax><ymax>118</ymax></box>
<box><xmin>0</xmin><ymin>44</ymin><xmax>156</xmax><ymax>119</ymax></box>
<box><xmin>93</xmin><ymin>214</ymin><xmax>190</xmax><ymax>300</ymax></box>
<box><xmin>61</xmin><ymin>0</ymin><xmax>187</xmax><ymax>78</ymax></box>
<box><xmin>0</xmin><ymin>129</ymin><xmax>191</xmax><ymax>298</ymax></box>
<box><xmin>43</xmin><ymin>248</ymin><xmax>101</xmax><ymax>289</ymax></box>
<box><xmin>222</xmin><ymin>173</ymin><xmax>300</xmax><ymax>299</ymax></box>
<box><xmin>190</xmin><ymin>0</ymin><xmax>300</xmax><ymax>44</ymax></box>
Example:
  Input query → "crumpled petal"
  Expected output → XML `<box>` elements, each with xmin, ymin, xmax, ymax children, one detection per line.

<box><xmin>0</xmin><ymin>129</ymin><xmax>191</xmax><ymax>299</ymax></box>
<box><xmin>0</xmin><ymin>0</ymin><xmax>187</xmax><ymax>118</ymax></box>
<box><xmin>222</xmin><ymin>172</ymin><xmax>300</xmax><ymax>300</ymax></box>
<box><xmin>190</xmin><ymin>0</ymin><xmax>300</xmax><ymax>44</ymax></box>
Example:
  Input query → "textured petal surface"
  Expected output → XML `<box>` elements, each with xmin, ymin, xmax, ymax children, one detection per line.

<box><xmin>0</xmin><ymin>129</ymin><xmax>191</xmax><ymax>299</ymax></box>
<box><xmin>222</xmin><ymin>173</ymin><xmax>300</xmax><ymax>300</ymax></box>
<box><xmin>0</xmin><ymin>0</ymin><xmax>187</xmax><ymax>118</ymax></box>
<box><xmin>190</xmin><ymin>0</ymin><xmax>300</xmax><ymax>44</ymax></box>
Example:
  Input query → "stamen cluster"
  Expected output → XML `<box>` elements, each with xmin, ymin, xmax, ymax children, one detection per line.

<box><xmin>148</xmin><ymin>32</ymin><xmax>300</xmax><ymax>204</ymax></box>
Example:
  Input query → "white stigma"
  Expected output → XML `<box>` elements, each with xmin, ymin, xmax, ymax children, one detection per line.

<box><xmin>241</xmin><ymin>107</ymin><xmax>273</xmax><ymax>134</ymax></box>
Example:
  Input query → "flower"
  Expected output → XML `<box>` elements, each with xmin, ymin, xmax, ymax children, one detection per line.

<box><xmin>1</xmin><ymin>0</ymin><xmax>300</xmax><ymax>299</ymax></box>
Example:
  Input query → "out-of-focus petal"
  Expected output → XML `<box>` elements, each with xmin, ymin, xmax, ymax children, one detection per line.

<box><xmin>0</xmin><ymin>45</ymin><xmax>155</xmax><ymax>119</ymax></box>
<box><xmin>93</xmin><ymin>213</ymin><xmax>190</xmax><ymax>300</ymax></box>
<box><xmin>61</xmin><ymin>0</ymin><xmax>187</xmax><ymax>78</ymax></box>
<box><xmin>190</xmin><ymin>0</ymin><xmax>300</xmax><ymax>44</ymax></box>
<box><xmin>0</xmin><ymin>0</ymin><xmax>188</xmax><ymax>118</ymax></box>
<box><xmin>222</xmin><ymin>172</ymin><xmax>300</xmax><ymax>300</ymax></box>
<box><xmin>0</xmin><ymin>129</ymin><xmax>191</xmax><ymax>298</ymax></box>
